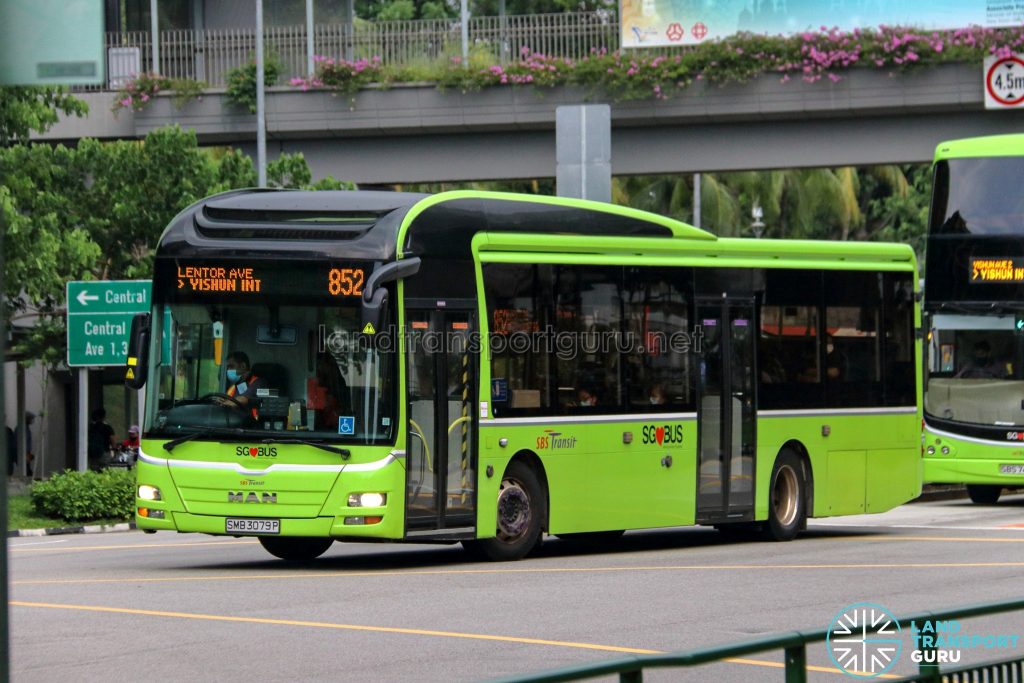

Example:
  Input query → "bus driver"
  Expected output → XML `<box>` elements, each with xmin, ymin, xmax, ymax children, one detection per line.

<box><xmin>216</xmin><ymin>351</ymin><xmax>267</xmax><ymax>409</ymax></box>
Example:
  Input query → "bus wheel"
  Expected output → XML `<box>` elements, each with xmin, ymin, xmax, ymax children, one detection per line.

<box><xmin>966</xmin><ymin>485</ymin><xmax>1002</xmax><ymax>505</ymax></box>
<box><xmin>761</xmin><ymin>450</ymin><xmax>805</xmax><ymax>542</ymax></box>
<box><xmin>258</xmin><ymin>536</ymin><xmax>334</xmax><ymax>561</ymax></box>
<box><xmin>463</xmin><ymin>460</ymin><xmax>545</xmax><ymax>562</ymax></box>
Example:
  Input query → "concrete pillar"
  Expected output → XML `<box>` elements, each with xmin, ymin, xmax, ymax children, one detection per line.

<box><xmin>555</xmin><ymin>104</ymin><xmax>611</xmax><ymax>202</ymax></box>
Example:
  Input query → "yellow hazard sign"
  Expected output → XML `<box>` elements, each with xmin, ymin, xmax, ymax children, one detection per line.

<box><xmin>362</xmin><ymin>322</ymin><xmax>376</xmax><ymax>335</ymax></box>
<box><xmin>126</xmin><ymin>368</ymin><xmax>135</xmax><ymax>380</ymax></box>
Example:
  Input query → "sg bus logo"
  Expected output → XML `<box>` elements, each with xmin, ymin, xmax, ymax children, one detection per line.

<box><xmin>642</xmin><ymin>424</ymin><xmax>683</xmax><ymax>446</ymax></box>
<box><xmin>235</xmin><ymin>445</ymin><xmax>278</xmax><ymax>458</ymax></box>
<box><xmin>1006</xmin><ymin>431</ymin><xmax>1024</xmax><ymax>441</ymax></box>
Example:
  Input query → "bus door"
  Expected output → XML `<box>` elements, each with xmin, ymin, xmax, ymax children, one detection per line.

<box><xmin>695</xmin><ymin>298</ymin><xmax>757</xmax><ymax>522</ymax></box>
<box><xmin>404</xmin><ymin>302</ymin><xmax>478</xmax><ymax>536</ymax></box>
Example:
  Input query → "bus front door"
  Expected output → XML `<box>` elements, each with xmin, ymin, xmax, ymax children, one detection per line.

<box><xmin>695</xmin><ymin>299</ymin><xmax>757</xmax><ymax>523</ymax></box>
<box><xmin>404</xmin><ymin>305</ymin><xmax>478</xmax><ymax>537</ymax></box>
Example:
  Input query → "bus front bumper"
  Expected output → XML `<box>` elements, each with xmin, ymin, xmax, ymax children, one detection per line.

<box><xmin>134</xmin><ymin>454</ymin><xmax>405</xmax><ymax>539</ymax></box>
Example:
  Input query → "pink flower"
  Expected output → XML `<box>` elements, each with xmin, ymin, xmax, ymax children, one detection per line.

<box><xmin>120</xmin><ymin>97</ymin><xmax>132</xmax><ymax>107</ymax></box>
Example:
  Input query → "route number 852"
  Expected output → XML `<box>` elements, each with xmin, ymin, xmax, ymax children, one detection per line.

<box><xmin>328</xmin><ymin>268</ymin><xmax>364</xmax><ymax>297</ymax></box>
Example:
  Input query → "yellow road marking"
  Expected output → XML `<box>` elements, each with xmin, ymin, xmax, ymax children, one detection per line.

<box><xmin>13</xmin><ymin>561</ymin><xmax>1024</xmax><ymax>587</ymax></box>
<box><xmin>11</xmin><ymin>532</ymin><xmax>1023</xmax><ymax>556</ymax></box>
<box><xmin>10</xmin><ymin>601</ymin><xmax>895</xmax><ymax>678</ymax></box>
<box><xmin>10</xmin><ymin>600</ymin><xmax>659</xmax><ymax>654</ymax></box>
<box><xmin>723</xmin><ymin>657</ymin><xmax>900</xmax><ymax>679</ymax></box>
<box><xmin>842</xmin><ymin>535</ymin><xmax>1024</xmax><ymax>543</ymax></box>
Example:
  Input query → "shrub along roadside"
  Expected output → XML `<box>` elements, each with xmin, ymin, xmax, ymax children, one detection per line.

<box><xmin>30</xmin><ymin>469</ymin><xmax>135</xmax><ymax>523</ymax></box>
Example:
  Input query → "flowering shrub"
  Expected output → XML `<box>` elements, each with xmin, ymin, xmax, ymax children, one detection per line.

<box><xmin>112</xmin><ymin>73</ymin><xmax>204</xmax><ymax>113</ymax></box>
<box><xmin>291</xmin><ymin>24</ymin><xmax>1024</xmax><ymax>102</ymax></box>
<box><xmin>290</xmin><ymin>55</ymin><xmax>384</xmax><ymax>95</ymax></box>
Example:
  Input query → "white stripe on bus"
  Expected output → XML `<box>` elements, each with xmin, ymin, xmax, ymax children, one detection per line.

<box><xmin>138</xmin><ymin>449</ymin><xmax>405</xmax><ymax>474</ymax></box>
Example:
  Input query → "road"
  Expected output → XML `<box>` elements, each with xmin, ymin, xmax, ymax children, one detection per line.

<box><xmin>8</xmin><ymin>494</ymin><xmax>1024</xmax><ymax>682</ymax></box>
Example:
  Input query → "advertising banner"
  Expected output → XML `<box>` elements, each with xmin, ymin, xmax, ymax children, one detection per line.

<box><xmin>621</xmin><ymin>1</ymin><xmax>1024</xmax><ymax>49</ymax></box>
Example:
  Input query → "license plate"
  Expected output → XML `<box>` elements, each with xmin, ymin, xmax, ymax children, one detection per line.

<box><xmin>226</xmin><ymin>518</ymin><xmax>280</xmax><ymax>535</ymax></box>
<box><xmin>999</xmin><ymin>464</ymin><xmax>1024</xmax><ymax>475</ymax></box>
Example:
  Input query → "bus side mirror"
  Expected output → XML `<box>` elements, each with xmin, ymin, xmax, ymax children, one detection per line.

<box><xmin>125</xmin><ymin>312</ymin><xmax>151</xmax><ymax>390</ymax></box>
<box><xmin>360</xmin><ymin>257</ymin><xmax>420</xmax><ymax>335</ymax></box>
<box><xmin>361</xmin><ymin>288</ymin><xmax>388</xmax><ymax>335</ymax></box>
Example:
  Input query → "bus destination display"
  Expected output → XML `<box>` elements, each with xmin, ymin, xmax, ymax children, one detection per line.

<box><xmin>167</xmin><ymin>260</ymin><xmax>366</xmax><ymax>301</ymax></box>
<box><xmin>970</xmin><ymin>257</ymin><xmax>1024</xmax><ymax>283</ymax></box>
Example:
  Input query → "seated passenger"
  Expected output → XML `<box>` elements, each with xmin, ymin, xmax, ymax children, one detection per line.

<box><xmin>648</xmin><ymin>384</ymin><xmax>667</xmax><ymax>405</ymax></box>
<box><xmin>309</xmin><ymin>353</ymin><xmax>350</xmax><ymax>430</ymax></box>
<box><xmin>576</xmin><ymin>386</ymin><xmax>599</xmax><ymax>408</ymax></box>
<box><xmin>825</xmin><ymin>335</ymin><xmax>848</xmax><ymax>382</ymax></box>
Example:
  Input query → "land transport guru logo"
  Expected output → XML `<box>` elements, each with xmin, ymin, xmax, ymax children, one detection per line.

<box><xmin>827</xmin><ymin>603</ymin><xmax>902</xmax><ymax>677</ymax></box>
<box><xmin>827</xmin><ymin>602</ymin><xmax>1022</xmax><ymax>677</ymax></box>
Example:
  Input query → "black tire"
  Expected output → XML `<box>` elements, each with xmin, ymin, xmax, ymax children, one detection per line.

<box><xmin>463</xmin><ymin>460</ymin><xmax>546</xmax><ymax>561</ymax></box>
<box><xmin>258</xmin><ymin>536</ymin><xmax>334</xmax><ymax>561</ymax></box>
<box><xmin>966</xmin><ymin>484</ymin><xmax>1002</xmax><ymax>505</ymax></box>
<box><xmin>761</xmin><ymin>449</ymin><xmax>806</xmax><ymax>542</ymax></box>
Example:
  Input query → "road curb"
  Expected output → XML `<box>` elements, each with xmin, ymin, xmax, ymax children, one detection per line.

<box><xmin>7</xmin><ymin>521</ymin><xmax>136</xmax><ymax>538</ymax></box>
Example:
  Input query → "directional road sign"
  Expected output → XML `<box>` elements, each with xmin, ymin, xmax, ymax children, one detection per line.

<box><xmin>67</xmin><ymin>280</ymin><xmax>151</xmax><ymax>367</ymax></box>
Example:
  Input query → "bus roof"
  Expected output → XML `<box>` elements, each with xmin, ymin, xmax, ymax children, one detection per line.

<box><xmin>934</xmin><ymin>134</ymin><xmax>1024</xmax><ymax>162</ymax></box>
<box><xmin>154</xmin><ymin>189</ymin><xmax>715</xmax><ymax>262</ymax></box>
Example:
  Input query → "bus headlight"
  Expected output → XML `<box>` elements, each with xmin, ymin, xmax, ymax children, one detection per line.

<box><xmin>138</xmin><ymin>485</ymin><xmax>162</xmax><ymax>501</ymax></box>
<box><xmin>348</xmin><ymin>492</ymin><xmax>386</xmax><ymax>508</ymax></box>
<box><xmin>926</xmin><ymin>446</ymin><xmax>936</xmax><ymax>455</ymax></box>
<box><xmin>940</xmin><ymin>446</ymin><xmax>950</xmax><ymax>455</ymax></box>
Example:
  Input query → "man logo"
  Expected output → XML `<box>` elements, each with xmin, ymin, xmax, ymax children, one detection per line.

<box><xmin>827</xmin><ymin>603</ymin><xmax>902</xmax><ymax>677</ymax></box>
<box><xmin>227</xmin><ymin>491</ymin><xmax>277</xmax><ymax>504</ymax></box>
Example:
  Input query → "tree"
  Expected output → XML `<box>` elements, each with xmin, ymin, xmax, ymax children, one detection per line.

<box><xmin>0</xmin><ymin>125</ymin><xmax>351</xmax><ymax>361</ymax></box>
<box><xmin>0</xmin><ymin>86</ymin><xmax>87</xmax><ymax>146</ymax></box>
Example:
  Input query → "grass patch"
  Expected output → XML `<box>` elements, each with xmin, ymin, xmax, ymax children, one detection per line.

<box><xmin>6</xmin><ymin>493</ymin><xmax>130</xmax><ymax>531</ymax></box>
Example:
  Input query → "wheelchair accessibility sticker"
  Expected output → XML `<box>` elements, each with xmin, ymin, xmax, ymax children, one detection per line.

<box><xmin>338</xmin><ymin>416</ymin><xmax>355</xmax><ymax>435</ymax></box>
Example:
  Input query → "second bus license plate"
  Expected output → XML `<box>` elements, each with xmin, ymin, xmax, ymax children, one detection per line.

<box><xmin>998</xmin><ymin>464</ymin><xmax>1024</xmax><ymax>475</ymax></box>
<box><xmin>226</xmin><ymin>518</ymin><xmax>280</xmax><ymax>535</ymax></box>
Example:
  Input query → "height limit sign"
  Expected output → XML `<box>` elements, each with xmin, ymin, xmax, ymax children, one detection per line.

<box><xmin>985</xmin><ymin>54</ymin><xmax>1024</xmax><ymax>109</ymax></box>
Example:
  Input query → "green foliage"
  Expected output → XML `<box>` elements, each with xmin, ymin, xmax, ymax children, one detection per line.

<box><xmin>226</xmin><ymin>56</ymin><xmax>283</xmax><ymax>113</ymax></box>
<box><xmin>0</xmin><ymin>86</ymin><xmax>88</xmax><ymax>146</ymax></box>
<box><xmin>297</xmin><ymin>24</ymin><xmax>1024</xmax><ymax>103</ymax></box>
<box><xmin>612</xmin><ymin>164</ymin><xmax>930</xmax><ymax>250</ymax></box>
<box><xmin>112</xmin><ymin>73</ymin><xmax>206</xmax><ymax>113</ymax></box>
<box><xmin>30</xmin><ymin>469</ymin><xmax>135</xmax><ymax>522</ymax></box>
<box><xmin>377</xmin><ymin>0</ymin><xmax>416</xmax><ymax>20</ymax></box>
<box><xmin>0</xmin><ymin>125</ymin><xmax>349</xmax><ymax>362</ymax></box>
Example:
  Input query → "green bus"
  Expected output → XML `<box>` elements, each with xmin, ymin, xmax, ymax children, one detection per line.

<box><xmin>923</xmin><ymin>134</ymin><xmax>1024</xmax><ymax>504</ymax></box>
<box><xmin>127</xmin><ymin>189</ymin><xmax>921</xmax><ymax>561</ymax></box>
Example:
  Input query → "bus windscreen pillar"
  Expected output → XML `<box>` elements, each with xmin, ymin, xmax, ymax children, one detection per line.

<box><xmin>556</xmin><ymin>105</ymin><xmax>611</xmax><ymax>202</ymax></box>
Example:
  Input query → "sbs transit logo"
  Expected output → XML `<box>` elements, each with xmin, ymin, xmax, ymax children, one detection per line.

<box><xmin>827</xmin><ymin>603</ymin><xmax>902</xmax><ymax>677</ymax></box>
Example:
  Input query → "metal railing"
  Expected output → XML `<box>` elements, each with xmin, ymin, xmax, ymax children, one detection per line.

<box><xmin>489</xmin><ymin>597</ymin><xmax>1024</xmax><ymax>683</ymax></box>
<box><xmin>94</xmin><ymin>12</ymin><xmax>621</xmax><ymax>91</ymax></box>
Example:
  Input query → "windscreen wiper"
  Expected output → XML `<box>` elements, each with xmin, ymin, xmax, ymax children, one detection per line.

<box><xmin>162</xmin><ymin>428</ymin><xmax>247</xmax><ymax>453</ymax></box>
<box><xmin>259</xmin><ymin>438</ymin><xmax>351</xmax><ymax>459</ymax></box>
